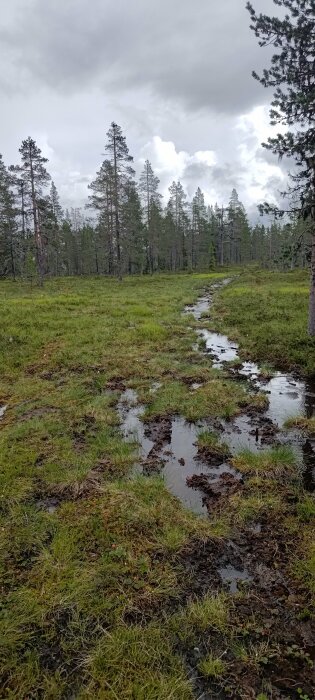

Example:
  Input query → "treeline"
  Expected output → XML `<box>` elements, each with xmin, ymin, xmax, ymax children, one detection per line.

<box><xmin>0</xmin><ymin>122</ymin><xmax>312</xmax><ymax>283</ymax></box>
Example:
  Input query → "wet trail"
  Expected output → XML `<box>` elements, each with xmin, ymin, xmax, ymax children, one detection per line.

<box><xmin>118</xmin><ymin>279</ymin><xmax>315</xmax><ymax>515</ymax></box>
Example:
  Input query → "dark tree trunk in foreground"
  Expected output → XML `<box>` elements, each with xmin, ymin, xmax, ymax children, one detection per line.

<box><xmin>309</xmin><ymin>229</ymin><xmax>315</xmax><ymax>336</ymax></box>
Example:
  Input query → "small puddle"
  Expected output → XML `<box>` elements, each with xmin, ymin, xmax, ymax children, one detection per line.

<box><xmin>35</xmin><ymin>497</ymin><xmax>59</xmax><ymax>514</ymax></box>
<box><xmin>0</xmin><ymin>405</ymin><xmax>7</xmax><ymax>420</ymax></box>
<box><xmin>218</xmin><ymin>563</ymin><xmax>253</xmax><ymax>593</ymax></box>
<box><xmin>117</xmin><ymin>389</ymin><xmax>154</xmax><ymax>461</ymax></box>
<box><xmin>117</xmin><ymin>390</ymin><xmax>239</xmax><ymax>514</ymax></box>
<box><xmin>200</xmin><ymin>329</ymin><xmax>239</xmax><ymax>366</ymax></box>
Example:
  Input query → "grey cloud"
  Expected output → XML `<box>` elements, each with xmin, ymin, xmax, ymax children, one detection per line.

<box><xmin>1</xmin><ymin>0</ymin><xmax>276</xmax><ymax>115</ymax></box>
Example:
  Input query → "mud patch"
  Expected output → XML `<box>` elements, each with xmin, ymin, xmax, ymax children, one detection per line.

<box><xmin>19</xmin><ymin>406</ymin><xmax>58</xmax><ymax>421</ymax></box>
<box><xmin>106</xmin><ymin>377</ymin><xmax>126</xmax><ymax>391</ymax></box>
<box><xmin>72</xmin><ymin>415</ymin><xmax>97</xmax><ymax>450</ymax></box>
<box><xmin>187</xmin><ymin>472</ymin><xmax>242</xmax><ymax>513</ymax></box>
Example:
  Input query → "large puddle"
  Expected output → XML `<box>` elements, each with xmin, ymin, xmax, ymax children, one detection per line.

<box><xmin>118</xmin><ymin>280</ymin><xmax>315</xmax><ymax>515</ymax></box>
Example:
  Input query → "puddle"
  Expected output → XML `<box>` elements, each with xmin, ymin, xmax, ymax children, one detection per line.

<box><xmin>0</xmin><ymin>405</ymin><xmax>7</xmax><ymax>419</ymax></box>
<box><xmin>117</xmin><ymin>389</ymin><xmax>154</xmax><ymax>462</ymax></box>
<box><xmin>185</xmin><ymin>297</ymin><xmax>211</xmax><ymax>320</ymax></box>
<box><xmin>117</xmin><ymin>390</ymin><xmax>239</xmax><ymax>514</ymax></box>
<box><xmin>218</xmin><ymin>563</ymin><xmax>253</xmax><ymax>593</ymax></box>
<box><xmin>200</xmin><ymin>329</ymin><xmax>239</xmax><ymax>366</ymax></box>
<box><xmin>264</xmin><ymin>374</ymin><xmax>314</xmax><ymax>428</ymax></box>
<box><xmin>35</xmin><ymin>498</ymin><xmax>59</xmax><ymax>514</ymax></box>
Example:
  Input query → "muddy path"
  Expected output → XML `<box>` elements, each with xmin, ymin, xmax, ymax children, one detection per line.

<box><xmin>117</xmin><ymin>279</ymin><xmax>315</xmax><ymax>699</ymax></box>
<box><xmin>118</xmin><ymin>280</ymin><xmax>315</xmax><ymax>512</ymax></box>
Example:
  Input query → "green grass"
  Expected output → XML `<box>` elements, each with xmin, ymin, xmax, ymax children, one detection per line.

<box><xmin>1</xmin><ymin>271</ymin><xmax>314</xmax><ymax>698</ymax></box>
<box><xmin>170</xmin><ymin>592</ymin><xmax>229</xmax><ymax>643</ymax></box>
<box><xmin>1</xmin><ymin>272</ymin><xmax>233</xmax><ymax>698</ymax></box>
<box><xmin>210</xmin><ymin>269</ymin><xmax>315</xmax><ymax>375</ymax></box>
<box><xmin>232</xmin><ymin>446</ymin><xmax>297</xmax><ymax>478</ymax></box>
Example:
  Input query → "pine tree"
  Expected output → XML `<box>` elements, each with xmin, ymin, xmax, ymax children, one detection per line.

<box><xmin>13</xmin><ymin>138</ymin><xmax>51</xmax><ymax>285</ymax></box>
<box><xmin>247</xmin><ymin>0</ymin><xmax>315</xmax><ymax>334</ymax></box>
<box><xmin>0</xmin><ymin>155</ymin><xmax>18</xmax><ymax>278</ymax></box>
<box><xmin>50</xmin><ymin>182</ymin><xmax>63</xmax><ymax>223</ymax></box>
<box><xmin>227</xmin><ymin>189</ymin><xmax>251</xmax><ymax>264</ymax></box>
<box><xmin>103</xmin><ymin>123</ymin><xmax>135</xmax><ymax>280</ymax></box>
<box><xmin>47</xmin><ymin>182</ymin><xmax>63</xmax><ymax>275</ymax></box>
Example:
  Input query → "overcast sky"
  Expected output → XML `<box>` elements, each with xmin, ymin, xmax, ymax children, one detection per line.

<box><xmin>0</xmin><ymin>0</ymin><xmax>287</xmax><ymax>219</ymax></box>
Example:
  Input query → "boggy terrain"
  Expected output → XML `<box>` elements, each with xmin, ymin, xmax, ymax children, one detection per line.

<box><xmin>0</xmin><ymin>271</ymin><xmax>314</xmax><ymax>699</ymax></box>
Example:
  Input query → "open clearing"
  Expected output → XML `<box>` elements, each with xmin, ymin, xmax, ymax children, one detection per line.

<box><xmin>1</xmin><ymin>271</ymin><xmax>314</xmax><ymax>699</ymax></box>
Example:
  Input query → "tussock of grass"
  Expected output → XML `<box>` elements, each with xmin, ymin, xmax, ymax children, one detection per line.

<box><xmin>144</xmin><ymin>378</ymin><xmax>258</xmax><ymax>422</ymax></box>
<box><xmin>229</xmin><ymin>492</ymin><xmax>284</xmax><ymax>524</ymax></box>
<box><xmin>170</xmin><ymin>592</ymin><xmax>229</xmax><ymax>643</ymax></box>
<box><xmin>83</xmin><ymin>624</ymin><xmax>194</xmax><ymax>700</ymax></box>
<box><xmin>293</xmin><ymin>535</ymin><xmax>315</xmax><ymax>594</ymax></box>
<box><xmin>297</xmin><ymin>496</ymin><xmax>315</xmax><ymax>522</ymax></box>
<box><xmin>285</xmin><ymin>416</ymin><xmax>315</xmax><ymax>435</ymax></box>
<box><xmin>232</xmin><ymin>446</ymin><xmax>297</xmax><ymax>478</ymax></box>
<box><xmin>196</xmin><ymin>429</ymin><xmax>230</xmax><ymax>456</ymax></box>
<box><xmin>198</xmin><ymin>654</ymin><xmax>226</xmax><ymax>679</ymax></box>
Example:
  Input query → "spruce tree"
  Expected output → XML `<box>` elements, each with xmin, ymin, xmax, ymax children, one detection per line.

<box><xmin>168</xmin><ymin>181</ymin><xmax>189</xmax><ymax>270</ymax></box>
<box><xmin>88</xmin><ymin>160</ymin><xmax>115</xmax><ymax>274</ymax></box>
<box><xmin>247</xmin><ymin>0</ymin><xmax>315</xmax><ymax>334</ymax></box>
<box><xmin>139</xmin><ymin>160</ymin><xmax>162</xmax><ymax>272</ymax></box>
<box><xmin>14</xmin><ymin>138</ymin><xmax>51</xmax><ymax>285</ymax></box>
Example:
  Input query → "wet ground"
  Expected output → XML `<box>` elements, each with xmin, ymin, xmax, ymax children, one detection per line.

<box><xmin>116</xmin><ymin>281</ymin><xmax>315</xmax><ymax>700</ymax></box>
<box><xmin>118</xmin><ymin>281</ymin><xmax>315</xmax><ymax>515</ymax></box>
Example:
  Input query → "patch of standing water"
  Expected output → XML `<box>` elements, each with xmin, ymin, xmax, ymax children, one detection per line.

<box><xmin>265</xmin><ymin>375</ymin><xmax>315</xmax><ymax>428</ymax></box>
<box><xmin>158</xmin><ymin>417</ymin><xmax>237</xmax><ymax>515</ymax></box>
<box><xmin>0</xmin><ymin>405</ymin><xmax>7</xmax><ymax>420</ymax></box>
<box><xmin>199</xmin><ymin>329</ymin><xmax>239</xmax><ymax>367</ymax></box>
<box><xmin>190</xmin><ymin>282</ymin><xmax>315</xmax><ymax>487</ymax></box>
<box><xmin>222</xmin><ymin>415</ymin><xmax>265</xmax><ymax>454</ymax></box>
<box><xmin>117</xmin><ymin>390</ymin><xmax>239</xmax><ymax>515</ymax></box>
<box><xmin>117</xmin><ymin>389</ymin><xmax>154</xmax><ymax>461</ymax></box>
<box><xmin>218</xmin><ymin>563</ymin><xmax>253</xmax><ymax>593</ymax></box>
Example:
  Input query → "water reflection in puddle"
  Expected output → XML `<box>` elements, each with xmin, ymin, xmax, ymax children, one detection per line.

<box><xmin>118</xmin><ymin>391</ymin><xmax>238</xmax><ymax>515</ymax></box>
<box><xmin>0</xmin><ymin>405</ymin><xmax>7</xmax><ymax>419</ymax></box>
<box><xmin>218</xmin><ymin>563</ymin><xmax>253</xmax><ymax>593</ymax></box>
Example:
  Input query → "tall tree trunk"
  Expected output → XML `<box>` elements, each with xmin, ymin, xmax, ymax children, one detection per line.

<box><xmin>29</xmin><ymin>147</ymin><xmax>44</xmax><ymax>286</ymax></box>
<box><xmin>9</xmin><ymin>227</ymin><xmax>16</xmax><ymax>281</ymax></box>
<box><xmin>308</xmin><ymin>230</ymin><xmax>315</xmax><ymax>336</ymax></box>
<box><xmin>113</xmin><ymin>130</ymin><xmax>122</xmax><ymax>281</ymax></box>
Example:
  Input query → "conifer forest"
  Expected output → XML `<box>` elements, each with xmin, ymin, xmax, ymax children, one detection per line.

<box><xmin>0</xmin><ymin>124</ymin><xmax>312</xmax><ymax>283</ymax></box>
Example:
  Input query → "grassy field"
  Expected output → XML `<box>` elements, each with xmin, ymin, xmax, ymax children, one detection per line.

<box><xmin>1</xmin><ymin>271</ymin><xmax>314</xmax><ymax>699</ymax></box>
<box><xmin>211</xmin><ymin>268</ymin><xmax>315</xmax><ymax>375</ymax></box>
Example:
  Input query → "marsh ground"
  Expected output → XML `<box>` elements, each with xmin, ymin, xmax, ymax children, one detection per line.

<box><xmin>0</xmin><ymin>270</ymin><xmax>314</xmax><ymax>699</ymax></box>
